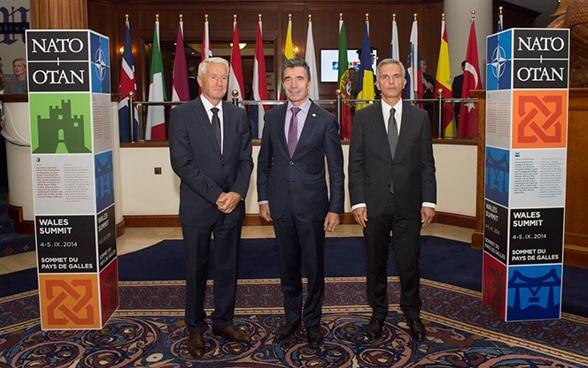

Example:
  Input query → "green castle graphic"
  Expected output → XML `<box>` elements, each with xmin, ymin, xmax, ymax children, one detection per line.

<box><xmin>34</xmin><ymin>99</ymin><xmax>91</xmax><ymax>154</ymax></box>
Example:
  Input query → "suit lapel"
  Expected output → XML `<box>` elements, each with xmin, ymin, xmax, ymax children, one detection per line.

<box><xmin>295</xmin><ymin>102</ymin><xmax>320</xmax><ymax>154</ymax></box>
<box><xmin>396</xmin><ymin>102</ymin><xmax>415</xmax><ymax>157</ymax></box>
<box><xmin>275</xmin><ymin>104</ymin><xmax>290</xmax><ymax>155</ymax></box>
<box><xmin>367</xmin><ymin>103</ymin><xmax>392</xmax><ymax>162</ymax></box>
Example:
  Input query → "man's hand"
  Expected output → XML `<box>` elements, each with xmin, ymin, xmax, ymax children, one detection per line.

<box><xmin>352</xmin><ymin>207</ymin><xmax>368</xmax><ymax>228</ymax></box>
<box><xmin>425</xmin><ymin>81</ymin><xmax>434</xmax><ymax>91</ymax></box>
<box><xmin>259</xmin><ymin>203</ymin><xmax>272</xmax><ymax>222</ymax></box>
<box><xmin>421</xmin><ymin>206</ymin><xmax>435</xmax><ymax>227</ymax></box>
<box><xmin>324</xmin><ymin>212</ymin><xmax>340</xmax><ymax>232</ymax></box>
<box><xmin>216</xmin><ymin>192</ymin><xmax>241</xmax><ymax>214</ymax></box>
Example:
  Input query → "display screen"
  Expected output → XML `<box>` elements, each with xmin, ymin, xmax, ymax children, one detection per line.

<box><xmin>320</xmin><ymin>48</ymin><xmax>378</xmax><ymax>82</ymax></box>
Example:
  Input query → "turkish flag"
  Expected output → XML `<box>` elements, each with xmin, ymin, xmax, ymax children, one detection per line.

<box><xmin>457</xmin><ymin>18</ymin><xmax>482</xmax><ymax>138</ymax></box>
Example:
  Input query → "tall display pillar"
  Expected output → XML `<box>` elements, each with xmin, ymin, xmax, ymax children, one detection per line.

<box><xmin>482</xmin><ymin>28</ymin><xmax>569</xmax><ymax>321</ymax></box>
<box><xmin>26</xmin><ymin>30</ymin><xmax>118</xmax><ymax>330</ymax></box>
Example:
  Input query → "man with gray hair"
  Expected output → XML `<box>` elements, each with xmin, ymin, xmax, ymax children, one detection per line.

<box><xmin>349</xmin><ymin>58</ymin><xmax>436</xmax><ymax>342</ymax></box>
<box><xmin>169</xmin><ymin>57</ymin><xmax>253</xmax><ymax>358</ymax></box>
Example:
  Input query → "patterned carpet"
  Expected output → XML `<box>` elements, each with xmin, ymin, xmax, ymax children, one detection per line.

<box><xmin>0</xmin><ymin>186</ymin><xmax>35</xmax><ymax>257</ymax></box>
<box><xmin>2</xmin><ymin>277</ymin><xmax>587</xmax><ymax>367</ymax></box>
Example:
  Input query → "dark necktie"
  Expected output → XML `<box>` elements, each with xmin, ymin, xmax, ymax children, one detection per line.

<box><xmin>388</xmin><ymin>107</ymin><xmax>398</xmax><ymax>193</ymax></box>
<box><xmin>388</xmin><ymin>107</ymin><xmax>398</xmax><ymax>159</ymax></box>
<box><xmin>288</xmin><ymin>107</ymin><xmax>301</xmax><ymax>157</ymax></box>
<box><xmin>211</xmin><ymin>107</ymin><xmax>221</xmax><ymax>150</ymax></box>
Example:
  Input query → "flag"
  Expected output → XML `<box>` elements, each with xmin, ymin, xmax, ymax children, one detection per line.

<box><xmin>145</xmin><ymin>16</ymin><xmax>167</xmax><ymax>140</ymax></box>
<box><xmin>390</xmin><ymin>13</ymin><xmax>399</xmax><ymax>60</ymax></box>
<box><xmin>250</xmin><ymin>15</ymin><xmax>269</xmax><ymax>139</ymax></box>
<box><xmin>172</xmin><ymin>16</ymin><xmax>189</xmax><ymax>104</ymax></box>
<box><xmin>337</xmin><ymin>14</ymin><xmax>352</xmax><ymax>139</ymax></box>
<box><xmin>406</xmin><ymin>16</ymin><xmax>420</xmax><ymax>100</ymax></box>
<box><xmin>279</xmin><ymin>14</ymin><xmax>294</xmax><ymax>100</ymax></box>
<box><xmin>227</xmin><ymin>15</ymin><xmax>245</xmax><ymax>106</ymax></box>
<box><xmin>355</xmin><ymin>17</ymin><xmax>375</xmax><ymax>111</ymax></box>
<box><xmin>434</xmin><ymin>15</ymin><xmax>455</xmax><ymax>138</ymax></box>
<box><xmin>118</xmin><ymin>14</ymin><xmax>139</xmax><ymax>142</ymax></box>
<box><xmin>305</xmin><ymin>15</ymin><xmax>319</xmax><ymax>101</ymax></box>
<box><xmin>457</xmin><ymin>16</ymin><xmax>481</xmax><ymax>138</ymax></box>
<box><xmin>497</xmin><ymin>6</ymin><xmax>504</xmax><ymax>32</ymax></box>
<box><xmin>202</xmin><ymin>14</ymin><xmax>211</xmax><ymax>61</ymax></box>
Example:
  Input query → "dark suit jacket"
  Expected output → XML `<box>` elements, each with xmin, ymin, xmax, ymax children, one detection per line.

<box><xmin>169</xmin><ymin>97</ymin><xmax>253</xmax><ymax>226</ymax></box>
<box><xmin>257</xmin><ymin>101</ymin><xmax>345</xmax><ymax>222</ymax></box>
<box><xmin>422</xmin><ymin>72</ymin><xmax>435</xmax><ymax>99</ymax></box>
<box><xmin>348</xmin><ymin>101</ymin><xmax>436</xmax><ymax>218</ymax></box>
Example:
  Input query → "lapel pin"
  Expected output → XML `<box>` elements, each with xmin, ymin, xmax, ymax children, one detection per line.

<box><xmin>312</xmin><ymin>113</ymin><xmax>316</xmax><ymax>117</ymax></box>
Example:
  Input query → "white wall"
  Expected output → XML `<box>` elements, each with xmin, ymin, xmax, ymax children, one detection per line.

<box><xmin>433</xmin><ymin>143</ymin><xmax>477</xmax><ymax>216</ymax></box>
<box><xmin>120</xmin><ymin>143</ymin><xmax>478</xmax><ymax>218</ymax></box>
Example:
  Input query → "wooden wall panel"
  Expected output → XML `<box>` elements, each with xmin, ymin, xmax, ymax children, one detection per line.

<box><xmin>31</xmin><ymin>0</ymin><xmax>88</xmax><ymax>29</ymax></box>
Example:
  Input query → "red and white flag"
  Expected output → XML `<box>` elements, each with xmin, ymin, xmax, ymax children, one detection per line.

<box><xmin>227</xmin><ymin>15</ymin><xmax>245</xmax><ymax>106</ymax></box>
<box><xmin>251</xmin><ymin>15</ymin><xmax>269</xmax><ymax>138</ymax></box>
<box><xmin>457</xmin><ymin>16</ymin><xmax>481</xmax><ymax>138</ymax></box>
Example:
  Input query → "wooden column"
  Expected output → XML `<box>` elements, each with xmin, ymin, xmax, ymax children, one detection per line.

<box><xmin>471</xmin><ymin>90</ymin><xmax>485</xmax><ymax>252</ymax></box>
<box><xmin>30</xmin><ymin>0</ymin><xmax>88</xmax><ymax>29</ymax></box>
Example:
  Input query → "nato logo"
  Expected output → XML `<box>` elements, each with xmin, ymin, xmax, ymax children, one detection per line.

<box><xmin>487</xmin><ymin>32</ymin><xmax>512</xmax><ymax>91</ymax></box>
<box><xmin>90</xmin><ymin>32</ymin><xmax>110</xmax><ymax>93</ymax></box>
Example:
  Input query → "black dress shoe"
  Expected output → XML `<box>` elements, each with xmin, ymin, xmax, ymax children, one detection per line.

<box><xmin>186</xmin><ymin>332</ymin><xmax>205</xmax><ymax>358</ymax></box>
<box><xmin>275</xmin><ymin>320</ymin><xmax>301</xmax><ymax>342</ymax></box>
<box><xmin>306</xmin><ymin>324</ymin><xmax>323</xmax><ymax>348</ymax></box>
<box><xmin>212</xmin><ymin>325</ymin><xmax>251</xmax><ymax>344</ymax></box>
<box><xmin>407</xmin><ymin>318</ymin><xmax>426</xmax><ymax>341</ymax></box>
<box><xmin>365</xmin><ymin>318</ymin><xmax>384</xmax><ymax>340</ymax></box>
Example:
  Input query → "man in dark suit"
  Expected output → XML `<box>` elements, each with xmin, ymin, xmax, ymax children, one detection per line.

<box><xmin>187</xmin><ymin>63</ymin><xmax>199</xmax><ymax>100</ymax></box>
<box><xmin>348</xmin><ymin>58</ymin><xmax>436</xmax><ymax>342</ymax></box>
<box><xmin>420</xmin><ymin>59</ymin><xmax>435</xmax><ymax>99</ymax></box>
<box><xmin>169</xmin><ymin>57</ymin><xmax>253</xmax><ymax>359</ymax></box>
<box><xmin>420</xmin><ymin>59</ymin><xmax>436</xmax><ymax>130</ymax></box>
<box><xmin>257</xmin><ymin>58</ymin><xmax>344</xmax><ymax>348</ymax></box>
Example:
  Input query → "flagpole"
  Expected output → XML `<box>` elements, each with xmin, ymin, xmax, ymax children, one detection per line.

<box><xmin>498</xmin><ymin>6</ymin><xmax>503</xmax><ymax>32</ymax></box>
<box><xmin>336</xmin><ymin>13</ymin><xmax>342</xmax><ymax>127</ymax></box>
<box><xmin>128</xmin><ymin>91</ymin><xmax>135</xmax><ymax>141</ymax></box>
<box><xmin>437</xmin><ymin>12</ymin><xmax>445</xmax><ymax>139</ymax></box>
